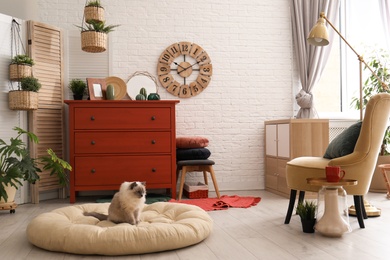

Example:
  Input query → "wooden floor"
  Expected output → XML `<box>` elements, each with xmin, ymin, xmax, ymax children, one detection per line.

<box><xmin>1</xmin><ymin>190</ymin><xmax>390</xmax><ymax>259</ymax></box>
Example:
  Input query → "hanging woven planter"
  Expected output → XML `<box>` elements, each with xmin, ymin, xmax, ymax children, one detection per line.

<box><xmin>8</xmin><ymin>90</ymin><xmax>39</xmax><ymax>110</ymax></box>
<box><xmin>81</xmin><ymin>31</ymin><xmax>107</xmax><ymax>53</ymax></box>
<box><xmin>84</xmin><ymin>6</ymin><xmax>105</xmax><ymax>23</ymax></box>
<box><xmin>9</xmin><ymin>63</ymin><xmax>32</xmax><ymax>81</ymax></box>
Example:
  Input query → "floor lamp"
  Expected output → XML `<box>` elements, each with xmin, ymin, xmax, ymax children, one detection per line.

<box><xmin>307</xmin><ymin>12</ymin><xmax>388</xmax><ymax>121</ymax></box>
<box><xmin>307</xmin><ymin>12</ymin><xmax>389</xmax><ymax>217</ymax></box>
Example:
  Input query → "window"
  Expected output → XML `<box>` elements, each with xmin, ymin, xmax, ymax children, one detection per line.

<box><xmin>314</xmin><ymin>0</ymin><xmax>388</xmax><ymax>118</ymax></box>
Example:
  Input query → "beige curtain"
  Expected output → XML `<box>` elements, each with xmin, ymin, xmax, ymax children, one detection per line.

<box><xmin>291</xmin><ymin>0</ymin><xmax>340</xmax><ymax>118</ymax></box>
<box><xmin>379</xmin><ymin>0</ymin><xmax>390</xmax><ymax>48</ymax></box>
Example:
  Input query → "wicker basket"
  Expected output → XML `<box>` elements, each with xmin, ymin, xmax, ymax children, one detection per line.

<box><xmin>84</xmin><ymin>6</ymin><xmax>105</xmax><ymax>23</ymax></box>
<box><xmin>184</xmin><ymin>182</ymin><xmax>208</xmax><ymax>199</ymax></box>
<box><xmin>8</xmin><ymin>90</ymin><xmax>39</xmax><ymax>110</ymax></box>
<box><xmin>9</xmin><ymin>64</ymin><xmax>32</xmax><ymax>81</ymax></box>
<box><xmin>81</xmin><ymin>31</ymin><xmax>107</xmax><ymax>53</ymax></box>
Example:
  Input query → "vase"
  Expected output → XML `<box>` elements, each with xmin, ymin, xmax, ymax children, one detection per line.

<box><xmin>300</xmin><ymin>218</ymin><xmax>316</xmax><ymax>233</ymax></box>
<box><xmin>73</xmin><ymin>94</ymin><xmax>83</xmax><ymax>100</ymax></box>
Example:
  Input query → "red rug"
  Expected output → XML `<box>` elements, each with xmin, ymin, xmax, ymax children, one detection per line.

<box><xmin>169</xmin><ymin>195</ymin><xmax>261</xmax><ymax>211</ymax></box>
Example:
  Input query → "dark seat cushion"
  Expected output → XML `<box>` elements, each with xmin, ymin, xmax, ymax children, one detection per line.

<box><xmin>323</xmin><ymin>121</ymin><xmax>362</xmax><ymax>159</ymax></box>
<box><xmin>176</xmin><ymin>148</ymin><xmax>211</xmax><ymax>161</ymax></box>
<box><xmin>177</xmin><ymin>159</ymin><xmax>215</xmax><ymax>168</ymax></box>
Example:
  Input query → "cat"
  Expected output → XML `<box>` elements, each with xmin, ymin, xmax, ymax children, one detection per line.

<box><xmin>84</xmin><ymin>181</ymin><xmax>146</xmax><ymax>225</ymax></box>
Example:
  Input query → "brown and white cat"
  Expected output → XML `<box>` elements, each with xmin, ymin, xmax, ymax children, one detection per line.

<box><xmin>84</xmin><ymin>181</ymin><xmax>146</xmax><ymax>225</ymax></box>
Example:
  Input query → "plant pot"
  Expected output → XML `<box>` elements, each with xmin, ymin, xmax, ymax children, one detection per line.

<box><xmin>73</xmin><ymin>94</ymin><xmax>83</xmax><ymax>100</ymax></box>
<box><xmin>9</xmin><ymin>64</ymin><xmax>32</xmax><ymax>81</ymax></box>
<box><xmin>300</xmin><ymin>218</ymin><xmax>316</xmax><ymax>233</ymax></box>
<box><xmin>81</xmin><ymin>31</ymin><xmax>107</xmax><ymax>53</ymax></box>
<box><xmin>0</xmin><ymin>184</ymin><xmax>17</xmax><ymax>204</ymax></box>
<box><xmin>8</xmin><ymin>90</ymin><xmax>39</xmax><ymax>110</ymax></box>
<box><xmin>84</xmin><ymin>6</ymin><xmax>105</xmax><ymax>23</ymax></box>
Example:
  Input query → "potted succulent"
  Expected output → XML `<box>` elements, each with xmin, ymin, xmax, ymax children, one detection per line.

<box><xmin>69</xmin><ymin>79</ymin><xmax>87</xmax><ymax>100</ymax></box>
<box><xmin>9</xmin><ymin>76</ymin><xmax>42</xmax><ymax>110</ymax></box>
<box><xmin>296</xmin><ymin>200</ymin><xmax>317</xmax><ymax>233</ymax></box>
<box><xmin>0</xmin><ymin>127</ymin><xmax>72</xmax><ymax>204</ymax></box>
<box><xmin>351</xmin><ymin>49</ymin><xmax>390</xmax><ymax>192</ymax></box>
<box><xmin>9</xmin><ymin>54</ymin><xmax>34</xmax><ymax>81</ymax></box>
<box><xmin>77</xmin><ymin>20</ymin><xmax>120</xmax><ymax>53</ymax></box>
<box><xmin>84</xmin><ymin>0</ymin><xmax>105</xmax><ymax>23</ymax></box>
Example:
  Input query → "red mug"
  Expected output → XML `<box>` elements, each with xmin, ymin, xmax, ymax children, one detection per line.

<box><xmin>325</xmin><ymin>166</ymin><xmax>345</xmax><ymax>182</ymax></box>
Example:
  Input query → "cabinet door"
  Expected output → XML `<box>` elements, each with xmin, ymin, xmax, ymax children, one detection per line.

<box><xmin>277</xmin><ymin>124</ymin><xmax>290</xmax><ymax>158</ymax></box>
<box><xmin>265</xmin><ymin>124</ymin><xmax>277</xmax><ymax>156</ymax></box>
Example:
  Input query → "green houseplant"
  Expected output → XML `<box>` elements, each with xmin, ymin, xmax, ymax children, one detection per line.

<box><xmin>9</xmin><ymin>76</ymin><xmax>42</xmax><ymax>110</ymax></box>
<box><xmin>351</xmin><ymin>49</ymin><xmax>390</xmax><ymax>192</ymax></box>
<box><xmin>296</xmin><ymin>200</ymin><xmax>317</xmax><ymax>233</ymax></box>
<box><xmin>69</xmin><ymin>79</ymin><xmax>87</xmax><ymax>100</ymax></box>
<box><xmin>0</xmin><ymin>127</ymin><xmax>72</xmax><ymax>203</ymax></box>
<box><xmin>9</xmin><ymin>54</ymin><xmax>34</xmax><ymax>81</ymax></box>
<box><xmin>77</xmin><ymin>20</ymin><xmax>120</xmax><ymax>53</ymax></box>
<box><xmin>84</xmin><ymin>0</ymin><xmax>105</xmax><ymax>23</ymax></box>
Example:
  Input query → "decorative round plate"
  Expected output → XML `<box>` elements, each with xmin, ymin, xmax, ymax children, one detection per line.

<box><xmin>105</xmin><ymin>76</ymin><xmax>127</xmax><ymax>100</ymax></box>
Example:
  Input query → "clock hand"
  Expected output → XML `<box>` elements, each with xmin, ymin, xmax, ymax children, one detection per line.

<box><xmin>173</xmin><ymin>62</ymin><xmax>186</xmax><ymax>70</ymax></box>
<box><xmin>182</xmin><ymin>61</ymin><xmax>199</xmax><ymax>71</ymax></box>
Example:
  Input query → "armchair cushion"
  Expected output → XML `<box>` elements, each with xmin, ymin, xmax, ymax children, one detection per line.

<box><xmin>324</xmin><ymin>121</ymin><xmax>362</xmax><ymax>159</ymax></box>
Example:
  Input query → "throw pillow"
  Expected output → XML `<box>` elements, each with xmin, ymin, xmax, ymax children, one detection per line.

<box><xmin>176</xmin><ymin>136</ymin><xmax>209</xmax><ymax>148</ymax></box>
<box><xmin>323</xmin><ymin>121</ymin><xmax>362</xmax><ymax>159</ymax></box>
<box><xmin>176</xmin><ymin>148</ymin><xmax>211</xmax><ymax>160</ymax></box>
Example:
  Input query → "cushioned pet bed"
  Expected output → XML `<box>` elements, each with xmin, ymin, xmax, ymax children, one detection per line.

<box><xmin>26</xmin><ymin>202</ymin><xmax>213</xmax><ymax>255</ymax></box>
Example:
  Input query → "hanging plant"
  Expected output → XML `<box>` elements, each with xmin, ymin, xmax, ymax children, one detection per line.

<box><xmin>84</xmin><ymin>0</ymin><xmax>105</xmax><ymax>23</ymax></box>
<box><xmin>9</xmin><ymin>20</ymin><xmax>34</xmax><ymax>81</ymax></box>
<box><xmin>76</xmin><ymin>20</ymin><xmax>120</xmax><ymax>53</ymax></box>
<box><xmin>9</xmin><ymin>76</ymin><xmax>41</xmax><ymax>111</ymax></box>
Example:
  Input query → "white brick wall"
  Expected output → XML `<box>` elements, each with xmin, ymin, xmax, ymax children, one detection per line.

<box><xmin>36</xmin><ymin>0</ymin><xmax>294</xmax><ymax>191</ymax></box>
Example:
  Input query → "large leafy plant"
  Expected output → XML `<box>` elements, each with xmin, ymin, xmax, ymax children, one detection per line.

<box><xmin>351</xmin><ymin>49</ymin><xmax>390</xmax><ymax>155</ymax></box>
<box><xmin>0</xmin><ymin>127</ymin><xmax>72</xmax><ymax>202</ymax></box>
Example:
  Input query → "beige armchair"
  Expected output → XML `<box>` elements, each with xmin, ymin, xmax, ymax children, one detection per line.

<box><xmin>284</xmin><ymin>93</ymin><xmax>390</xmax><ymax>228</ymax></box>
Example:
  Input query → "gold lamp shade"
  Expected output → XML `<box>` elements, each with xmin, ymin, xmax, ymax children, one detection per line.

<box><xmin>307</xmin><ymin>17</ymin><xmax>329</xmax><ymax>46</ymax></box>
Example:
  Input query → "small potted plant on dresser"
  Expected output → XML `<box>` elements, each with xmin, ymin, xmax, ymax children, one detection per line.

<box><xmin>69</xmin><ymin>79</ymin><xmax>87</xmax><ymax>100</ymax></box>
<box><xmin>0</xmin><ymin>127</ymin><xmax>72</xmax><ymax>213</ymax></box>
<box><xmin>8</xmin><ymin>76</ymin><xmax>41</xmax><ymax>110</ymax></box>
<box><xmin>296</xmin><ymin>200</ymin><xmax>317</xmax><ymax>233</ymax></box>
<box><xmin>9</xmin><ymin>54</ymin><xmax>34</xmax><ymax>81</ymax></box>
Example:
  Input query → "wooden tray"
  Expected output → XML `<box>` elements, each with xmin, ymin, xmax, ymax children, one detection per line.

<box><xmin>307</xmin><ymin>177</ymin><xmax>357</xmax><ymax>187</ymax></box>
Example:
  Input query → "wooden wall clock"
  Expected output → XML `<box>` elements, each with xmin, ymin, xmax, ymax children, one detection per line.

<box><xmin>157</xmin><ymin>42</ymin><xmax>212</xmax><ymax>98</ymax></box>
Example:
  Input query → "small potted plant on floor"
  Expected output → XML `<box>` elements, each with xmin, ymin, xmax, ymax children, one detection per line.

<box><xmin>69</xmin><ymin>79</ymin><xmax>87</xmax><ymax>100</ymax></box>
<box><xmin>9</xmin><ymin>54</ymin><xmax>34</xmax><ymax>81</ymax></box>
<box><xmin>296</xmin><ymin>200</ymin><xmax>317</xmax><ymax>233</ymax></box>
<box><xmin>84</xmin><ymin>0</ymin><xmax>105</xmax><ymax>23</ymax></box>
<box><xmin>9</xmin><ymin>76</ymin><xmax>42</xmax><ymax>110</ymax></box>
<box><xmin>0</xmin><ymin>127</ymin><xmax>72</xmax><ymax>206</ymax></box>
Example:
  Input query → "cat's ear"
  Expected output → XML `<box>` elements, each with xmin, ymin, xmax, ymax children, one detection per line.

<box><xmin>141</xmin><ymin>181</ymin><xmax>146</xmax><ymax>187</ymax></box>
<box><xmin>129</xmin><ymin>182</ymin><xmax>137</xmax><ymax>190</ymax></box>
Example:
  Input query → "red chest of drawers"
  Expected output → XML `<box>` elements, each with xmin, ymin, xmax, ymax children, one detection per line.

<box><xmin>65</xmin><ymin>100</ymin><xmax>179</xmax><ymax>203</ymax></box>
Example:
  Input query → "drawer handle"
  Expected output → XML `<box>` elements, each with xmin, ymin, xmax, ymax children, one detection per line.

<box><xmin>151</xmin><ymin>116</ymin><xmax>156</xmax><ymax>121</ymax></box>
<box><xmin>90</xmin><ymin>116</ymin><xmax>95</xmax><ymax>121</ymax></box>
<box><xmin>91</xmin><ymin>140</ymin><xmax>96</xmax><ymax>145</ymax></box>
<box><xmin>91</xmin><ymin>169</ymin><xmax>96</xmax><ymax>174</ymax></box>
<box><xmin>151</xmin><ymin>140</ymin><xmax>156</xmax><ymax>144</ymax></box>
<box><xmin>152</xmin><ymin>168</ymin><xmax>156</xmax><ymax>172</ymax></box>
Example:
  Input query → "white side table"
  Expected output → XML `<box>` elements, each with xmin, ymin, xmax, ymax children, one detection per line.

<box><xmin>307</xmin><ymin>178</ymin><xmax>357</xmax><ymax>237</ymax></box>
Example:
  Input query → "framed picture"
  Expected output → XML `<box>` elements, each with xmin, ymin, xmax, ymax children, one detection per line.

<box><xmin>87</xmin><ymin>78</ymin><xmax>106</xmax><ymax>100</ymax></box>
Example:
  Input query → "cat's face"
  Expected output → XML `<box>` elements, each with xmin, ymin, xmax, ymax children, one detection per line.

<box><xmin>129</xmin><ymin>181</ymin><xmax>146</xmax><ymax>198</ymax></box>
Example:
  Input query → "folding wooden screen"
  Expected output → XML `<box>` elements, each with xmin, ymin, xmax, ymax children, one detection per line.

<box><xmin>27</xmin><ymin>21</ymin><xmax>65</xmax><ymax>203</ymax></box>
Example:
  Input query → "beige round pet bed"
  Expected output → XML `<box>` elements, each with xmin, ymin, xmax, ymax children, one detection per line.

<box><xmin>26</xmin><ymin>202</ymin><xmax>213</xmax><ymax>255</ymax></box>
